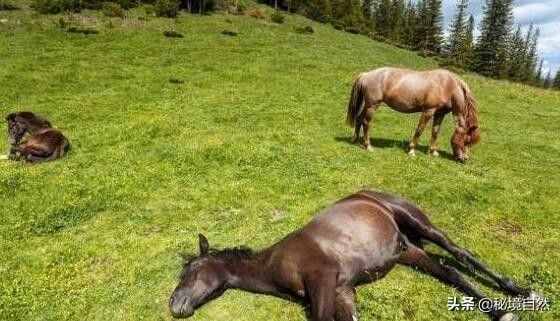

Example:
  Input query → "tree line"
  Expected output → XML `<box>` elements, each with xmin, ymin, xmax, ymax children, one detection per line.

<box><xmin>263</xmin><ymin>0</ymin><xmax>559</xmax><ymax>90</ymax></box>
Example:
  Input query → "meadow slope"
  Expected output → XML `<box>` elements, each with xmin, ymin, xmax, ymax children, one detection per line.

<box><xmin>1</xmin><ymin>4</ymin><xmax>559</xmax><ymax>321</ymax></box>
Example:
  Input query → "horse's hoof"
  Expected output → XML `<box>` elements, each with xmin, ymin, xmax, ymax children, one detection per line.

<box><xmin>430</xmin><ymin>150</ymin><xmax>439</xmax><ymax>157</ymax></box>
<box><xmin>365</xmin><ymin>145</ymin><xmax>373</xmax><ymax>152</ymax></box>
<box><xmin>408</xmin><ymin>149</ymin><xmax>416</xmax><ymax>156</ymax></box>
<box><xmin>498</xmin><ymin>312</ymin><xmax>518</xmax><ymax>321</ymax></box>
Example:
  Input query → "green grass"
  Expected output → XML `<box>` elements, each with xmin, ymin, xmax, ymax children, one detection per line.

<box><xmin>1</xmin><ymin>4</ymin><xmax>559</xmax><ymax>321</ymax></box>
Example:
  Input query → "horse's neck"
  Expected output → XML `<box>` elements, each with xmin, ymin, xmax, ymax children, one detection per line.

<box><xmin>225</xmin><ymin>251</ymin><xmax>277</xmax><ymax>295</ymax></box>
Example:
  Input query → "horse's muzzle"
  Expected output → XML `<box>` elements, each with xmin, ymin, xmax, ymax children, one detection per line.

<box><xmin>169</xmin><ymin>293</ymin><xmax>194</xmax><ymax>318</ymax></box>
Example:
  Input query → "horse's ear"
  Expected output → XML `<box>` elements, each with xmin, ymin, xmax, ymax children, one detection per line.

<box><xmin>198</xmin><ymin>234</ymin><xmax>209</xmax><ymax>255</ymax></box>
<box><xmin>6</xmin><ymin>113</ymin><xmax>16</xmax><ymax>122</ymax></box>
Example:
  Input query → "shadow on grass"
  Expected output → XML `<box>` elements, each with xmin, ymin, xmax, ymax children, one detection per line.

<box><xmin>334</xmin><ymin>136</ymin><xmax>456</xmax><ymax>161</ymax></box>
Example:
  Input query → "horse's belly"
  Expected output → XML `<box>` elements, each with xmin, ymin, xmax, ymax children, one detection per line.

<box><xmin>384</xmin><ymin>95</ymin><xmax>424</xmax><ymax>113</ymax></box>
<box><xmin>353</xmin><ymin>260</ymin><xmax>397</xmax><ymax>285</ymax></box>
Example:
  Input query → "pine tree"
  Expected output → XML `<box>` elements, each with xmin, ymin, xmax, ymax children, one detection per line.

<box><xmin>463</xmin><ymin>15</ymin><xmax>475</xmax><ymax>68</ymax></box>
<box><xmin>554</xmin><ymin>70</ymin><xmax>560</xmax><ymax>90</ymax></box>
<box><xmin>401</xmin><ymin>1</ymin><xmax>417</xmax><ymax>46</ymax></box>
<box><xmin>425</xmin><ymin>0</ymin><xmax>443</xmax><ymax>53</ymax></box>
<box><xmin>389</xmin><ymin>0</ymin><xmax>406</xmax><ymax>42</ymax></box>
<box><xmin>473</xmin><ymin>0</ymin><xmax>514</xmax><ymax>77</ymax></box>
<box><xmin>544</xmin><ymin>70</ymin><xmax>553</xmax><ymax>89</ymax></box>
<box><xmin>507</xmin><ymin>25</ymin><xmax>526</xmax><ymax>81</ymax></box>
<box><xmin>520</xmin><ymin>24</ymin><xmax>535</xmax><ymax>82</ymax></box>
<box><xmin>536</xmin><ymin>59</ymin><xmax>544</xmax><ymax>86</ymax></box>
<box><xmin>446</xmin><ymin>0</ymin><xmax>469</xmax><ymax>62</ymax></box>
<box><xmin>374</xmin><ymin>0</ymin><xmax>392</xmax><ymax>38</ymax></box>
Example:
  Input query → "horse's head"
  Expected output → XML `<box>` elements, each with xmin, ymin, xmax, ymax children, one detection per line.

<box><xmin>6</xmin><ymin>112</ymin><xmax>52</xmax><ymax>146</ymax></box>
<box><xmin>466</xmin><ymin>125</ymin><xmax>481</xmax><ymax>146</ymax></box>
<box><xmin>170</xmin><ymin>234</ymin><xmax>228</xmax><ymax>318</ymax></box>
<box><xmin>6</xmin><ymin>113</ymin><xmax>26</xmax><ymax>146</ymax></box>
<box><xmin>451</xmin><ymin>125</ymin><xmax>480</xmax><ymax>163</ymax></box>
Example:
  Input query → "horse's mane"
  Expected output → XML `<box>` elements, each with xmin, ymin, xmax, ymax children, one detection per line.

<box><xmin>180</xmin><ymin>246</ymin><xmax>255</xmax><ymax>267</ymax></box>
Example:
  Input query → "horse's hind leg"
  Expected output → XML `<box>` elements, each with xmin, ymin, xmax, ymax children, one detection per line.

<box><xmin>429</xmin><ymin>108</ymin><xmax>450</xmax><ymax>156</ymax></box>
<box><xmin>404</xmin><ymin>216</ymin><xmax>530</xmax><ymax>297</ymax></box>
<box><xmin>352</xmin><ymin>112</ymin><xmax>364</xmax><ymax>144</ymax></box>
<box><xmin>399</xmin><ymin>243</ymin><xmax>517</xmax><ymax>321</ymax></box>
<box><xmin>408</xmin><ymin>110</ymin><xmax>434</xmax><ymax>156</ymax></box>
<box><xmin>362</xmin><ymin>105</ymin><xmax>377</xmax><ymax>151</ymax></box>
<box><xmin>334</xmin><ymin>287</ymin><xmax>357</xmax><ymax>321</ymax></box>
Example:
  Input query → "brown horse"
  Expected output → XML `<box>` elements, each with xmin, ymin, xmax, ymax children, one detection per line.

<box><xmin>346</xmin><ymin>67</ymin><xmax>480</xmax><ymax>162</ymax></box>
<box><xmin>6</xmin><ymin>111</ymin><xmax>70</xmax><ymax>163</ymax></box>
<box><xmin>170</xmin><ymin>190</ymin><xmax>536</xmax><ymax>321</ymax></box>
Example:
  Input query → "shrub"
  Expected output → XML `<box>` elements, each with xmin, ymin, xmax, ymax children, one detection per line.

<box><xmin>332</xmin><ymin>22</ymin><xmax>343</xmax><ymax>30</ymax></box>
<box><xmin>294</xmin><ymin>25</ymin><xmax>314</xmax><ymax>34</ymax></box>
<box><xmin>0</xmin><ymin>0</ymin><xmax>19</xmax><ymax>10</ymax></box>
<box><xmin>67</xmin><ymin>26</ymin><xmax>99</xmax><ymax>35</ymax></box>
<box><xmin>114</xmin><ymin>0</ymin><xmax>137</xmax><ymax>9</ymax></box>
<box><xmin>163</xmin><ymin>30</ymin><xmax>183</xmax><ymax>38</ymax></box>
<box><xmin>143</xmin><ymin>4</ymin><xmax>155</xmax><ymax>15</ymax></box>
<box><xmin>226</xmin><ymin>0</ymin><xmax>247</xmax><ymax>15</ymax></box>
<box><xmin>102</xmin><ymin>2</ymin><xmax>125</xmax><ymax>17</ymax></box>
<box><xmin>221</xmin><ymin>29</ymin><xmax>238</xmax><ymax>36</ymax></box>
<box><xmin>344</xmin><ymin>26</ymin><xmax>361</xmax><ymax>34</ymax></box>
<box><xmin>31</xmin><ymin>0</ymin><xmax>81</xmax><ymax>14</ymax></box>
<box><xmin>154</xmin><ymin>0</ymin><xmax>179</xmax><ymax>17</ymax></box>
<box><xmin>169</xmin><ymin>77</ymin><xmax>185</xmax><ymax>84</ymax></box>
<box><xmin>246</xmin><ymin>7</ymin><xmax>265</xmax><ymax>19</ymax></box>
<box><xmin>270</xmin><ymin>10</ymin><xmax>284</xmax><ymax>24</ymax></box>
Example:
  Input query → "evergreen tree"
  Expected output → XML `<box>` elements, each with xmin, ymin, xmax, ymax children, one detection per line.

<box><xmin>544</xmin><ymin>69</ymin><xmax>552</xmax><ymax>88</ymax></box>
<box><xmin>389</xmin><ymin>0</ymin><xmax>406</xmax><ymax>42</ymax></box>
<box><xmin>554</xmin><ymin>70</ymin><xmax>560</xmax><ymax>90</ymax></box>
<box><xmin>536</xmin><ymin>59</ymin><xmax>544</xmax><ymax>86</ymax></box>
<box><xmin>401</xmin><ymin>1</ymin><xmax>417</xmax><ymax>46</ymax></box>
<box><xmin>463</xmin><ymin>14</ymin><xmax>475</xmax><ymax>68</ymax></box>
<box><xmin>507</xmin><ymin>25</ymin><xmax>526</xmax><ymax>81</ymax></box>
<box><xmin>446</xmin><ymin>0</ymin><xmax>469</xmax><ymax>61</ymax></box>
<box><xmin>414</xmin><ymin>0</ymin><xmax>430</xmax><ymax>51</ymax></box>
<box><xmin>473</xmin><ymin>0</ymin><xmax>514</xmax><ymax>77</ymax></box>
<box><xmin>424</xmin><ymin>0</ymin><xmax>443</xmax><ymax>52</ymax></box>
<box><xmin>374</xmin><ymin>0</ymin><xmax>392</xmax><ymax>38</ymax></box>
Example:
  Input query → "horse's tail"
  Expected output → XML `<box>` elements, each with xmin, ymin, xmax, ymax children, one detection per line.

<box><xmin>457</xmin><ymin>78</ymin><xmax>481</xmax><ymax>145</ymax></box>
<box><xmin>346</xmin><ymin>74</ymin><xmax>366</xmax><ymax>127</ymax></box>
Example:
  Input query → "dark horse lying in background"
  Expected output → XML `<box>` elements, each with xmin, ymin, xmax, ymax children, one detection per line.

<box><xmin>6</xmin><ymin>112</ymin><xmax>70</xmax><ymax>163</ymax></box>
<box><xmin>170</xmin><ymin>190</ymin><xmax>535</xmax><ymax>321</ymax></box>
<box><xmin>346</xmin><ymin>67</ymin><xmax>481</xmax><ymax>162</ymax></box>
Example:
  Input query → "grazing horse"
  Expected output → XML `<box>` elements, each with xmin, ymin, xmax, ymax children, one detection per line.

<box><xmin>6</xmin><ymin>111</ymin><xmax>70</xmax><ymax>163</ymax></box>
<box><xmin>170</xmin><ymin>190</ymin><xmax>535</xmax><ymax>321</ymax></box>
<box><xmin>346</xmin><ymin>67</ymin><xmax>481</xmax><ymax>162</ymax></box>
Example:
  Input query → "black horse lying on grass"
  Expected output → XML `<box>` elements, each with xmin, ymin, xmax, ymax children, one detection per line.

<box><xmin>5</xmin><ymin>111</ymin><xmax>70</xmax><ymax>163</ymax></box>
<box><xmin>170</xmin><ymin>190</ymin><xmax>537</xmax><ymax>321</ymax></box>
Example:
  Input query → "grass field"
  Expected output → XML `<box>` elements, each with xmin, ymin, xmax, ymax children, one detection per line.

<box><xmin>1</xmin><ymin>3</ymin><xmax>559</xmax><ymax>321</ymax></box>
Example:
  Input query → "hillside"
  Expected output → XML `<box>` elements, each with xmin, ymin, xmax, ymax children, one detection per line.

<box><xmin>1</xmin><ymin>4</ymin><xmax>559</xmax><ymax>321</ymax></box>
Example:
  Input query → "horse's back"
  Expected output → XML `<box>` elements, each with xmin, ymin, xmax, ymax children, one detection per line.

<box><xmin>299</xmin><ymin>195</ymin><xmax>403</xmax><ymax>276</ymax></box>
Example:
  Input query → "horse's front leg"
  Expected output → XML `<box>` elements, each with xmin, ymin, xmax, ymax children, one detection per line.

<box><xmin>409</xmin><ymin>110</ymin><xmax>434</xmax><ymax>156</ymax></box>
<box><xmin>429</xmin><ymin>109</ymin><xmax>450</xmax><ymax>156</ymax></box>
<box><xmin>306</xmin><ymin>272</ymin><xmax>337</xmax><ymax>321</ymax></box>
<box><xmin>335</xmin><ymin>287</ymin><xmax>357</xmax><ymax>321</ymax></box>
<box><xmin>8</xmin><ymin>145</ymin><xmax>22</xmax><ymax>161</ymax></box>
